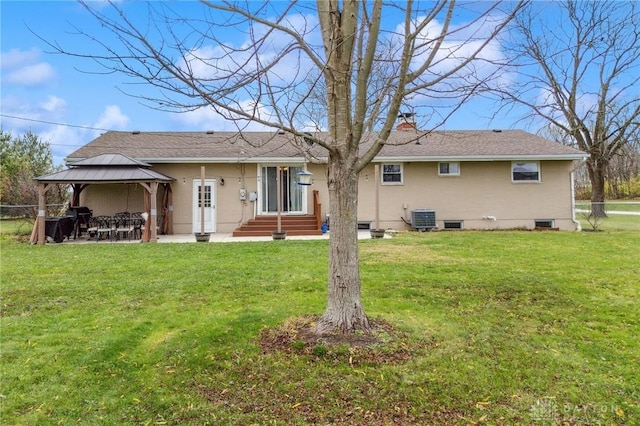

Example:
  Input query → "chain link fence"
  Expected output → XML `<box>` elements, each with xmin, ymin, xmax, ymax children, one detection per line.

<box><xmin>575</xmin><ymin>201</ymin><xmax>640</xmax><ymax>231</ymax></box>
<box><xmin>1</xmin><ymin>204</ymin><xmax>66</xmax><ymax>219</ymax></box>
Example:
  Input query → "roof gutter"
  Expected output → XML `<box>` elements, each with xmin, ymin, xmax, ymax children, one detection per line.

<box><xmin>372</xmin><ymin>154</ymin><xmax>588</xmax><ymax>162</ymax></box>
<box><xmin>125</xmin><ymin>157</ymin><xmax>312</xmax><ymax>164</ymax></box>
<box><xmin>67</xmin><ymin>154</ymin><xmax>587</xmax><ymax>165</ymax></box>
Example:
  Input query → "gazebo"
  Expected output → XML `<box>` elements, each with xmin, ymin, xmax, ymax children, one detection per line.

<box><xmin>32</xmin><ymin>153</ymin><xmax>175</xmax><ymax>244</ymax></box>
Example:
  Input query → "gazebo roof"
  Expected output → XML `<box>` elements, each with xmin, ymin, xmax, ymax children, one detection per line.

<box><xmin>69</xmin><ymin>153</ymin><xmax>152</xmax><ymax>167</ymax></box>
<box><xmin>36</xmin><ymin>153</ymin><xmax>175</xmax><ymax>184</ymax></box>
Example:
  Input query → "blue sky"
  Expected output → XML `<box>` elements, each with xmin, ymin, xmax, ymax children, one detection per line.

<box><xmin>2</xmin><ymin>1</ymin><xmax>541</xmax><ymax>165</ymax></box>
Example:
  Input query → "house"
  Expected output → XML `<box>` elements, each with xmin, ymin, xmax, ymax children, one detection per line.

<box><xmin>37</xmin><ymin>127</ymin><xmax>587</xmax><ymax>242</ymax></box>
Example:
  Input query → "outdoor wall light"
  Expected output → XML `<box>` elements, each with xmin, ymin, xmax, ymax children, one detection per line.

<box><xmin>220</xmin><ymin>178</ymin><xmax>225</xmax><ymax>186</ymax></box>
<box><xmin>297</xmin><ymin>169</ymin><xmax>313</xmax><ymax>186</ymax></box>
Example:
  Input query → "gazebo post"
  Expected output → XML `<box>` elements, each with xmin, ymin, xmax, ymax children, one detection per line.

<box><xmin>166</xmin><ymin>184</ymin><xmax>173</xmax><ymax>235</ymax></box>
<box><xmin>149</xmin><ymin>182</ymin><xmax>158</xmax><ymax>243</ymax></box>
<box><xmin>37</xmin><ymin>183</ymin><xmax>48</xmax><ymax>245</ymax></box>
<box><xmin>161</xmin><ymin>183</ymin><xmax>174</xmax><ymax>235</ymax></box>
<box><xmin>71</xmin><ymin>183</ymin><xmax>88</xmax><ymax>206</ymax></box>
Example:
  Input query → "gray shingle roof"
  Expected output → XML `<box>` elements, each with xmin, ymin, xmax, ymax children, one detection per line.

<box><xmin>67</xmin><ymin>129</ymin><xmax>587</xmax><ymax>163</ymax></box>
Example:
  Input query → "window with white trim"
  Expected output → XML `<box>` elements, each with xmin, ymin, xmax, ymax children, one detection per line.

<box><xmin>512</xmin><ymin>161</ymin><xmax>540</xmax><ymax>182</ymax></box>
<box><xmin>382</xmin><ymin>163</ymin><xmax>403</xmax><ymax>184</ymax></box>
<box><xmin>438</xmin><ymin>162</ymin><xmax>460</xmax><ymax>176</ymax></box>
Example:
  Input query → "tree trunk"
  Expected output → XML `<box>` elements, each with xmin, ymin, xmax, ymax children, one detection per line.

<box><xmin>587</xmin><ymin>157</ymin><xmax>608</xmax><ymax>218</ymax></box>
<box><xmin>314</xmin><ymin>154</ymin><xmax>370</xmax><ymax>335</ymax></box>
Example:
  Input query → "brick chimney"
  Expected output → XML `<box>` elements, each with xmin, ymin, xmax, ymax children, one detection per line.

<box><xmin>397</xmin><ymin>112</ymin><xmax>416</xmax><ymax>131</ymax></box>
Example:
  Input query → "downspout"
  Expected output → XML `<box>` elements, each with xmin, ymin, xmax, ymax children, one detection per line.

<box><xmin>570</xmin><ymin>171</ymin><xmax>582</xmax><ymax>231</ymax></box>
<box><xmin>374</xmin><ymin>164</ymin><xmax>380</xmax><ymax>229</ymax></box>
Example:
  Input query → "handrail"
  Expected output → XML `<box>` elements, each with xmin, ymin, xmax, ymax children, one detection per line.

<box><xmin>313</xmin><ymin>190</ymin><xmax>321</xmax><ymax>230</ymax></box>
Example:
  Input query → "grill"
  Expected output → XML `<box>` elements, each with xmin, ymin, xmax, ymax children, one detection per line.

<box><xmin>65</xmin><ymin>206</ymin><xmax>93</xmax><ymax>238</ymax></box>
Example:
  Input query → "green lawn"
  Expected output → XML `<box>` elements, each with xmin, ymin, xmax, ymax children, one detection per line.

<box><xmin>1</xmin><ymin>231</ymin><xmax>638</xmax><ymax>425</ymax></box>
<box><xmin>0</xmin><ymin>218</ymin><xmax>33</xmax><ymax>238</ymax></box>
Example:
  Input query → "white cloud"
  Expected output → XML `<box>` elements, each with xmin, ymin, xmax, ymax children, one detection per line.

<box><xmin>45</xmin><ymin>105</ymin><xmax>130</xmax><ymax>164</ymax></box>
<box><xmin>93</xmin><ymin>105</ymin><xmax>130</xmax><ymax>130</ymax></box>
<box><xmin>0</xmin><ymin>48</ymin><xmax>41</xmax><ymax>69</ymax></box>
<box><xmin>535</xmin><ymin>87</ymin><xmax>602</xmax><ymax>123</ymax></box>
<box><xmin>407</xmin><ymin>15</ymin><xmax>507</xmax><ymax>80</ymax></box>
<box><xmin>82</xmin><ymin>0</ymin><xmax>124</xmax><ymax>10</ymax></box>
<box><xmin>174</xmin><ymin>106</ymin><xmax>226</xmax><ymax>128</ymax></box>
<box><xmin>0</xmin><ymin>98</ymin><xmax>131</xmax><ymax>164</ymax></box>
<box><xmin>40</xmin><ymin>95</ymin><xmax>67</xmax><ymax>113</ymax></box>
<box><xmin>0</xmin><ymin>94</ymin><xmax>88</xmax><ymax>165</ymax></box>
<box><xmin>0</xmin><ymin>95</ymin><xmax>67</xmax><ymax>125</ymax></box>
<box><xmin>40</xmin><ymin>125</ymin><xmax>90</xmax><ymax>164</ymax></box>
<box><xmin>181</xmin><ymin>45</ymin><xmax>233</xmax><ymax>78</ymax></box>
<box><xmin>5</xmin><ymin>62</ymin><xmax>56</xmax><ymax>86</ymax></box>
<box><xmin>178</xmin><ymin>12</ymin><xmax>320</xmax><ymax>87</ymax></box>
<box><xmin>173</xmin><ymin>101</ymin><xmax>272</xmax><ymax>131</ymax></box>
<box><xmin>1</xmin><ymin>47</ymin><xmax>56</xmax><ymax>86</ymax></box>
<box><xmin>1</xmin><ymin>48</ymin><xmax>56</xmax><ymax>86</ymax></box>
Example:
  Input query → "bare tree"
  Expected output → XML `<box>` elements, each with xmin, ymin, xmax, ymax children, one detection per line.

<box><xmin>496</xmin><ymin>0</ymin><xmax>640</xmax><ymax>216</ymax></box>
<box><xmin>47</xmin><ymin>0</ymin><xmax>523</xmax><ymax>334</ymax></box>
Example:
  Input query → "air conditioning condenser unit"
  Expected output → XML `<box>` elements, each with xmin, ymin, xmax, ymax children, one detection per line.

<box><xmin>411</xmin><ymin>209</ymin><xmax>436</xmax><ymax>231</ymax></box>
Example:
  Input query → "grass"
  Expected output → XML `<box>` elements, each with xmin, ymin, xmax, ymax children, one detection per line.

<box><xmin>578</xmin><ymin>213</ymin><xmax>640</xmax><ymax>232</ymax></box>
<box><xmin>0</xmin><ymin>218</ymin><xmax>33</xmax><ymax>239</ymax></box>
<box><xmin>1</xmin><ymin>231</ymin><xmax>639</xmax><ymax>424</ymax></box>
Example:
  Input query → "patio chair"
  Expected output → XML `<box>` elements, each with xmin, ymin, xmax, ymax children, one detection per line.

<box><xmin>89</xmin><ymin>215</ymin><xmax>114</xmax><ymax>242</ymax></box>
<box><xmin>131</xmin><ymin>212</ymin><xmax>144</xmax><ymax>239</ymax></box>
<box><xmin>114</xmin><ymin>212</ymin><xmax>134</xmax><ymax>241</ymax></box>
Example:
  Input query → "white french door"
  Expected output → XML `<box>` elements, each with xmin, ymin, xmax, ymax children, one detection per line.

<box><xmin>192</xmin><ymin>179</ymin><xmax>216</xmax><ymax>233</ymax></box>
<box><xmin>260</xmin><ymin>166</ymin><xmax>305</xmax><ymax>214</ymax></box>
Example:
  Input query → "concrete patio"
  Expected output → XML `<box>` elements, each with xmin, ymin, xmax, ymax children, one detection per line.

<box><xmin>58</xmin><ymin>230</ymin><xmax>390</xmax><ymax>244</ymax></box>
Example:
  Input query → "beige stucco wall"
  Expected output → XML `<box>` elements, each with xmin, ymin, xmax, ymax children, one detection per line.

<box><xmin>80</xmin><ymin>159</ymin><xmax>579</xmax><ymax>234</ymax></box>
<box><xmin>153</xmin><ymin>163</ymin><xmax>261</xmax><ymax>234</ymax></box>
<box><xmin>80</xmin><ymin>162</ymin><xmax>312</xmax><ymax>234</ymax></box>
<box><xmin>358</xmin><ymin>160</ymin><xmax>578</xmax><ymax>231</ymax></box>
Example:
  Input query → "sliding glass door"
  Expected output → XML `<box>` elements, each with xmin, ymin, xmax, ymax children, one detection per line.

<box><xmin>260</xmin><ymin>166</ymin><xmax>304</xmax><ymax>214</ymax></box>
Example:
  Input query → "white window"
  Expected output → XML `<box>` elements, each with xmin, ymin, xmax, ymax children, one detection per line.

<box><xmin>512</xmin><ymin>161</ymin><xmax>540</xmax><ymax>182</ymax></box>
<box><xmin>382</xmin><ymin>163</ymin><xmax>403</xmax><ymax>184</ymax></box>
<box><xmin>438</xmin><ymin>162</ymin><xmax>460</xmax><ymax>176</ymax></box>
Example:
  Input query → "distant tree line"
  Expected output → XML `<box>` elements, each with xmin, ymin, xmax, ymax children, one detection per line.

<box><xmin>0</xmin><ymin>130</ymin><xmax>67</xmax><ymax>218</ymax></box>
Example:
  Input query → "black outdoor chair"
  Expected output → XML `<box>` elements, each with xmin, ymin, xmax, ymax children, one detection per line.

<box><xmin>114</xmin><ymin>212</ymin><xmax>135</xmax><ymax>241</ymax></box>
<box><xmin>88</xmin><ymin>215</ymin><xmax>114</xmax><ymax>242</ymax></box>
<box><xmin>130</xmin><ymin>212</ymin><xmax>144</xmax><ymax>240</ymax></box>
